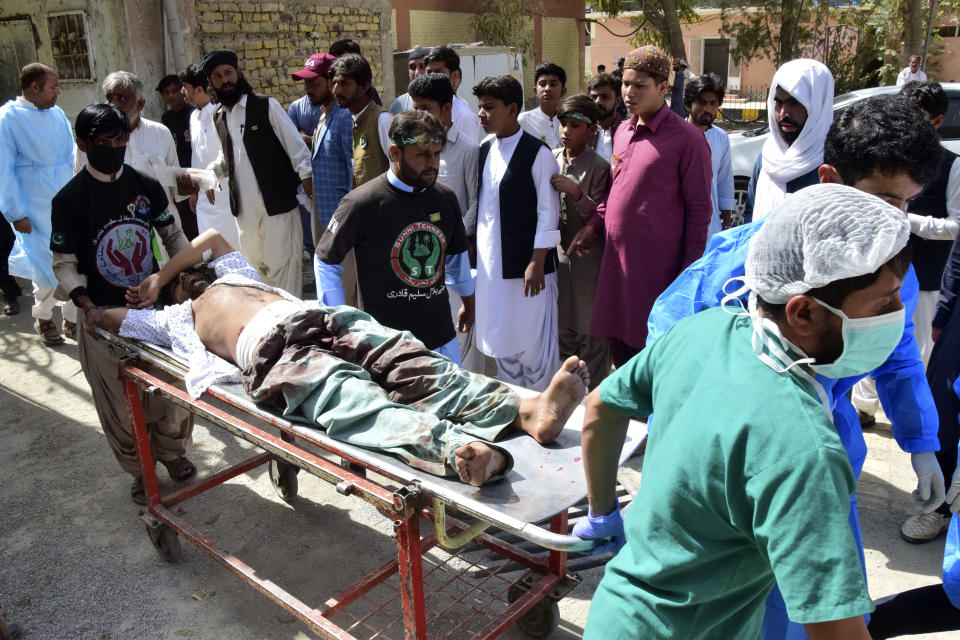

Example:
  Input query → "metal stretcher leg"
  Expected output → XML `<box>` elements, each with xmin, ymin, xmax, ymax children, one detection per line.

<box><xmin>394</xmin><ymin>488</ymin><xmax>428</xmax><ymax>640</ymax></box>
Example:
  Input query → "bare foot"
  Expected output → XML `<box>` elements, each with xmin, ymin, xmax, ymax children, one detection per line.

<box><xmin>518</xmin><ymin>356</ymin><xmax>588</xmax><ymax>444</ymax></box>
<box><xmin>455</xmin><ymin>442</ymin><xmax>507</xmax><ymax>486</ymax></box>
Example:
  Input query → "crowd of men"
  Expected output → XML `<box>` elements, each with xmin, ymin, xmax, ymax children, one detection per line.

<box><xmin>3</xmin><ymin>36</ymin><xmax>960</xmax><ymax>638</ymax></box>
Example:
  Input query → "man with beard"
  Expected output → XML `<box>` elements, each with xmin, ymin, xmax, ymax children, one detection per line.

<box><xmin>314</xmin><ymin>111</ymin><xmax>475</xmax><ymax>364</ymax></box>
<box><xmin>288</xmin><ymin>53</ymin><xmax>335</xmax><ymax>260</ymax></box>
<box><xmin>75</xmin><ymin>72</ymin><xmax>187</xmax><ymax>216</ymax></box>
<box><xmin>587</xmin><ymin>72</ymin><xmax>624</xmax><ymax>163</ymax></box>
<box><xmin>330</xmin><ymin>53</ymin><xmax>391</xmax><ymax>187</ymax></box>
<box><xmin>744</xmin><ymin>59</ymin><xmax>834</xmax><ymax>223</ymax></box>
<box><xmin>685</xmin><ymin>72</ymin><xmax>735</xmax><ymax>235</ymax></box>
<box><xmin>303</xmin><ymin>53</ymin><xmax>353</xmax><ymax>286</ymax></box>
<box><xmin>50</xmin><ymin>104</ymin><xmax>194</xmax><ymax>505</ymax></box>
<box><xmin>328</xmin><ymin>53</ymin><xmax>392</xmax><ymax>308</ymax></box>
<box><xmin>200</xmin><ymin>48</ymin><xmax>312</xmax><ymax>298</ymax></box>
<box><xmin>0</xmin><ymin>63</ymin><xmax>77</xmax><ymax>343</ymax></box>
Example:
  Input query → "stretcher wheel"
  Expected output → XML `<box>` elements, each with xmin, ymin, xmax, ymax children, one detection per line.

<box><xmin>145</xmin><ymin>522</ymin><xmax>181</xmax><ymax>563</ymax></box>
<box><xmin>507</xmin><ymin>585</ymin><xmax>560</xmax><ymax>638</ymax></box>
<box><xmin>269</xmin><ymin>458</ymin><xmax>299</xmax><ymax>503</ymax></box>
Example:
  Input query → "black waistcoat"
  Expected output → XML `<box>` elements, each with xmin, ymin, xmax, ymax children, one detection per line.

<box><xmin>478</xmin><ymin>131</ymin><xmax>558</xmax><ymax>279</ymax></box>
<box><xmin>213</xmin><ymin>93</ymin><xmax>300</xmax><ymax>217</ymax></box>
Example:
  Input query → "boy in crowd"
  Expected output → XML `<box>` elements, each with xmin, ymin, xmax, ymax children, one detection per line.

<box><xmin>473</xmin><ymin>75</ymin><xmax>561</xmax><ymax>391</ymax></box>
<box><xmin>408</xmin><ymin>73</ymin><xmax>485</xmax><ymax>373</ymax></box>
<box><xmin>587</xmin><ymin>72</ymin><xmax>624</xmax><ymax>163</ymax></box>
<box><xmin>423</xmin><ymin>45</ymin><xmax>483</xmax><ymax>145</ymax></box>
<box><xmin>550</xmin><ymin>95</ymin><xmax>611</xmax><ymax>388</ymax></box>
<box><xmin>518</xmin><ymin>62</ymin><xmax>567</xmax><ymax>149</ymax></box>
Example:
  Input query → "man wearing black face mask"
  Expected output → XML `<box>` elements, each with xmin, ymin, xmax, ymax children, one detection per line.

<box><xmin>49</xmin><ymin>103</ymin><xmax>196</xmax><ymax>505</ymax></box>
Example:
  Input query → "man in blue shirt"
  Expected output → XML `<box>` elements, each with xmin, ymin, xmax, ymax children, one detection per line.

<box><xmin>646</xmin><ymin>94</ymin><xmax>945</xmax><ymax>639</ymax></box>
<box><xmin>288</xmin><ymin>53</ymin><xmax>331</xmax><ymax>259</ymax></box>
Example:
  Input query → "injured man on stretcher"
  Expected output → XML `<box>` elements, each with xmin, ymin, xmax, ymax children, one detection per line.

<box><xmin>89</xmin><ymin>230</ymin><xmax>589</xmax><ymax>486</ymax></box>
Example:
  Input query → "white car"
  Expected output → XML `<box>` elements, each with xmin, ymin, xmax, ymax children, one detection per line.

<box><xmin>728</xmin><ymin>83</ymin><xmax>960</xmax><ymax>223</ymax></box>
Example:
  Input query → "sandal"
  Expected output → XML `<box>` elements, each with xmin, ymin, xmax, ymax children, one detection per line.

<box><xmin>161</xmin><ymin>456</ymin><xmax>197</xmax><ymax>483</ymax></box>
<box><xmin>35</xmin><ymin>319</ymin><xmax>64</xmax><ymax>346</ymax></box>
<box><xmin>63</xmin><ymin>319</ymin><xmax>78</xmax><ymax>341</ymax></box>
<box><xmin>131</xmin><ymin>477</ymin><xmax>147</xmax><ymax>505</ymax></box>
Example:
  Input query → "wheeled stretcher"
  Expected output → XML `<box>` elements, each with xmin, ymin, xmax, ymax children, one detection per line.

<box><xmin>101</xmin><ymin>330</ymin><xmax>646</xmax><ymax>639</ymax></box>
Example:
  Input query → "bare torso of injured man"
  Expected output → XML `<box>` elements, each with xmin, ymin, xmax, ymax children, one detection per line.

<box><xmin>95</xmin><ymin>232</ymin><xmax>588</xmax><ymax>486</ymax></box>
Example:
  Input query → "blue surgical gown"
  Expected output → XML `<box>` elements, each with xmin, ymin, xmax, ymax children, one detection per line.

<box><xmin>647</xmin><ymin>219</ymin><xmax>940</xmax><ymax>639</ymax></box>
<box><xmin>0</xmin><ymin>99</ymin><xmax>75</xmax><ymax>289</ymax></box>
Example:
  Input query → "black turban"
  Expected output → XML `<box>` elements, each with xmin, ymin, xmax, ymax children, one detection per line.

<box><xmin>201</xmin><ymin>49</ymin><xmax>239</xmax><ymax>76</ymax></box>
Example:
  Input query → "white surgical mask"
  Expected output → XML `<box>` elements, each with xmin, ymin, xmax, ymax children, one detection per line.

<box><xmin>807</xmin><ymin>298</ymin><xmax>905</xmax><ymax>379</ymax></box>
<box><xmin>721</xmin><ymin>278</ymin><xmax>832</xmax><ymax>420</ymax></box>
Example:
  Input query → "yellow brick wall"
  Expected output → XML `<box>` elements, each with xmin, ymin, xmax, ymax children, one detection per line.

<box><xmin>408</xmin><ymin>10</ymin><xmax>477</xmax><ymax>48</ymax></box>
<box><xmin>195</xmin><ymin>1</ymin><xmax>386</xmax><ymax>108</ymax></box>
<box><xmin>540</xmin><ymin>17</ymin><xmax>582</xmax><ymax>93</ymax></box>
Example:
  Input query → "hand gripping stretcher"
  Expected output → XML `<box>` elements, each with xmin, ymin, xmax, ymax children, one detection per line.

<box><xmin>101</xmin><ymin>330</ymin><xmax>646</xmax><ymax>639</ymax></box>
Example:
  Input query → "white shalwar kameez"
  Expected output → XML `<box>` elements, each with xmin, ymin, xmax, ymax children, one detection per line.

<box><xmin>518</xmin><ymin>107</ymin><xmax>561</xmax><ymax>150</ymax></box>
<box><xmin>475</xmin><ymin>128</ymin><xmax>561</xmax><ymax>391</ymax></box>
<box><xmin>753</xmin><ymin>59</ymin><xmax>834</xmax><ymax>220</ymax></box>
<box><xmin>189</xmin><ymin>102</ymin><xmax>240</xmax><ymax>248</ymax></box>
<box><xmin>0</xmin><ymin>97</ymin><xmax>77</xmax><ymax>323</ymax></box>
<box><xmin>208</xmin><ymin>94</ymin><xmax>313</xmax><ymax>298</ymax></box>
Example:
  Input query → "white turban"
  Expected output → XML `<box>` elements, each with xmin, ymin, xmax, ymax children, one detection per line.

<box><xmin>745</xmin><ymin>183</ymin><xmax>910</xmax><ymax>304</ymax></box>
<box><xmin>753</xmin><ymin>59</ymin><xmax>835</xmax><ymax>221</ymax></box>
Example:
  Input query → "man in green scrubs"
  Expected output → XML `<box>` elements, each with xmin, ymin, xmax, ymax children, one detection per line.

<box><xmin>576</xmin><ymin>183</ymin><xmax>913</xmax><ymax>640</ymax></box>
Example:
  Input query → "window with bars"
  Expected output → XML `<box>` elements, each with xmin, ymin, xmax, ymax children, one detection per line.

<box><xmin>47</xmin><ymin>12</ymin><xmax>93</xmax><ymax>80</ymax></box>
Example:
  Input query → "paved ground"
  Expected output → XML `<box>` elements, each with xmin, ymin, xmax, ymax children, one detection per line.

<box><xmin>0</xmin><ymin>297</ymin><xmax>955</xmax><ymax>639</ymax></box>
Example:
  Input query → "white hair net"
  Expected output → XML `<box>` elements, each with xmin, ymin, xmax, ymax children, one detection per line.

<box><xmin>744</xmin><ymin>183</ymin><xmax>910</xmax><ymax>304</ymax></box>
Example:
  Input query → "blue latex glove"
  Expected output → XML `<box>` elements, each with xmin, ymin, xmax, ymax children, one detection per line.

<box><xmin>572</xmin><ymin>498</ymin><xmax>626</xmax><ymax>555</ymax></box>
<box><xmin>912</xmin><ymin>451</ymin><xmax>946</xmax><ymax>513</ymax></box>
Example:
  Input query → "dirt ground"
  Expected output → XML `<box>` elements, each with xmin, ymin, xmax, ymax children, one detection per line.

<box><xmin>0</xmin><ymin>297</ymin><xmax>955</xmax><ymax>639</ymax></box>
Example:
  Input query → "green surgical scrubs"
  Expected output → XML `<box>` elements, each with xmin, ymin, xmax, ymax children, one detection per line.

<box><xmin>584</xmin><ymin>308</ymin><xmax>873</xmax><ymax>639</ymax></box>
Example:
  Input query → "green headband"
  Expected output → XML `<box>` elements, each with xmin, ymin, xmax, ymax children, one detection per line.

<box><xmin>391</xmin><ymin>133</ymin><xmax>444</xmax><ymax>147</ymax></box>
<box><xmin>559</xmin><ymin>111</ymin><xmax>594</xmax><ymax>125</ymax></box>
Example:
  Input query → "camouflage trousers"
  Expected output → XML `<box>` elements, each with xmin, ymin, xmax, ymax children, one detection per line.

<box><xmin>242</xmin><ymin>306</ymin><xmax>521</xmax><ymax>477</ymax></box>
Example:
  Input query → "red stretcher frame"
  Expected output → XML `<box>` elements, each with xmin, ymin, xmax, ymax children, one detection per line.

<box><xmin>119</xmin><ymin>355</ymin><xmax>584</xmax><ymax>640</ymax></box>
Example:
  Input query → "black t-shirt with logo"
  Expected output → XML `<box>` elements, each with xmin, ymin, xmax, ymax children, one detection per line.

<box><xmin>51</xmin><ymin>165</ymin><xmax>174</xmax><ymax>307</ymax></box>
<box><xmin>316</xmin><ymin>173</ymin><xmax>468</xmax><ymax>349</ymax></box>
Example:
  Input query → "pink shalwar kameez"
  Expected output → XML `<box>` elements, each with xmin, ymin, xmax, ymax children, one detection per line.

<box><xmin>588</xmin><ymin>103</ymin><xmax>713</xmax><ymax>351</ymax></box>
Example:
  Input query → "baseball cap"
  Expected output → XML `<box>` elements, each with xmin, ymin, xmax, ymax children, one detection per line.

<box><xmin>292</xmin><ymin>53</ymin><xmax>336</xmax><ymax>80</ymax></box>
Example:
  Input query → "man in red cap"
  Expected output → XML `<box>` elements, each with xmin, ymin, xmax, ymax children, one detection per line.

<box><xmin>288</xmin><ymin>52</ymin><xmax>337</xmax><ymax>263</ymax></box>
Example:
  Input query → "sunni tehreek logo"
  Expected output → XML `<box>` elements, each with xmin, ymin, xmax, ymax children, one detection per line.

<box><xmin>390</xmin><ymin>222</ymin><xmax>447</xmax><ymax>287</ymax></box>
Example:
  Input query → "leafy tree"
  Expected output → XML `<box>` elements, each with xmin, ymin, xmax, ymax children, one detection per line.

<box><xmin>717</xmin><ymin>0</ymin><xmax>960</xmax><ymax>88</ymax></box>
<box><xmin>591</xmin><ymin>0</ymin><xmax>698</xmax><ymax>61</ymax></box>
<box><xmin>473</xmin><ymin>0</ymin><xmax>538</xmax><ymax>57</ymax></box>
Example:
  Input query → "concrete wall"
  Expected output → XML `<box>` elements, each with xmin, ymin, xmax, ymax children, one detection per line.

<box><xmin>0</xmin><ymin>0</ymin><xmax>137</xmax><ymax>123</ymax></box>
